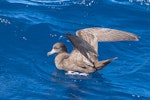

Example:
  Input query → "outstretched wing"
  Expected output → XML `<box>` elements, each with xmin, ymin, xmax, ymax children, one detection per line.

<box><xmin>77</xmin><ymin>27</ymin><xmax>139</xmax><ymax>41</ymax></box>
<box><xmin>66</xmin><ymin>33</ymin><xmax>97</xmax><ymax>63</ymax></box>
<box><xmin>76</xmin><ymin>27</ymin><xmax>139</xmax><ymax>53</ymax></box>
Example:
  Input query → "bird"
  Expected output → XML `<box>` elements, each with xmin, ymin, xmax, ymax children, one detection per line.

<box><xmin>47</xmin><ymin>27</ymin><xmax>139</xmax><ymax>75</ymax></box>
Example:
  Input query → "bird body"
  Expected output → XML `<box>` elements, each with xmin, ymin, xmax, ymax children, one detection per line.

<box><xmin>47</xmin><ymin>27</ymin><xmax>139</xmax><ymax>74</ymax></box>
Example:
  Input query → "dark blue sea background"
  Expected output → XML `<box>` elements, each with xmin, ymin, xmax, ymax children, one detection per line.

<box><xmin>0</xmin><ymin>0</ymin><xmax>150</xmax><ymax>100</ymax></box>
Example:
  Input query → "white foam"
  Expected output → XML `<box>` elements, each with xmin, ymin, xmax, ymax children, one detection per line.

<box><xmin>65</xmin><ymin>71</ymin><xmax>88</xmax><ymax>76</ymax></box>
<box><xmin>6</xmin><ymin>0</ymin><xmax>95</xmax><ymax>7</ymax></box>
<box><xmin>0</xmin><ymin>18</ymin><xmax>11</xmax><ymax>24</ymax></box>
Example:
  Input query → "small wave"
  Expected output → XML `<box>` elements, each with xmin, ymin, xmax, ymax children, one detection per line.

<box><xmin>109</xmin><ymin>0</ymin><xmax>131</xmax><ymax>5</ymax></box>
<box><xmin>110</xmin><ymin>0</ymin><xmax>150</xmax><ymax>6</ymax></box>
<box><xmin>129</xmin><ymin>0</ymin><xmax>150</xmax><ymax>6</ymax></box>
<box><xmin>6</xmin><ymin>0</ymin><xmax>95</xmax><ymax>7</ymax></box>
<box><xmin>0</xmin><ymin>9</ymin><xmax>61</xmax><ymax>25</ymax></box>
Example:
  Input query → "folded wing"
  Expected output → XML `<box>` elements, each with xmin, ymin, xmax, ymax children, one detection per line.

<box><xmin>66</xmin><ymin>33</ymin><xmax>97</xmax><ymax>63</ymax></box>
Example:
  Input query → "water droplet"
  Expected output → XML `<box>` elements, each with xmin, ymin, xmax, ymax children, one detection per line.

<box><xmin>22</xmin><ymin>36</ymin><xmax>27</xmax><ymax>40</ymax></box>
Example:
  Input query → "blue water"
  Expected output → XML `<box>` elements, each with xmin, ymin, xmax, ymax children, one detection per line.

<box><xmin>0</xmin><ymin>0</ymin><xmax>150</xmax><ymax>100</ymax></box>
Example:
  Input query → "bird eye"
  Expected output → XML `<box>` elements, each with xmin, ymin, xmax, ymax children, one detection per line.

<box><xmin>54</xmin><ymin>47</ymin><xmax>59</xmax><ymax>49</ymax></box>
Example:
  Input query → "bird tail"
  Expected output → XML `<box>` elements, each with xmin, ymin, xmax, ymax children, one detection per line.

<box><xmin>94</xmin><ymin>57</ymin><xmax>118</xmax><ymax>70</ymax></box>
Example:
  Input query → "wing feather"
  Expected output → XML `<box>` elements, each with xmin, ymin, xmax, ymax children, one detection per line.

<box><xmin>76</xmin><ymin>27</ymin><xmax>139</xmax><ymax>42</ymax></box>
<box><xmin>66</xmin><ymin>33</ymin><xmax>97</xmax><ymax>63</ymax></box>
<box><xmin>76</xmin><ymin>27</ymin><xmax>139</xmax><ymax>53</ymax></box>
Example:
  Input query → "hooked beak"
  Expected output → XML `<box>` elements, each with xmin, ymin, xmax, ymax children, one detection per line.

<box><xmin>47</xmin><ymin>49</ymin><xmax>56</xmax><ymax>56</ymax></box>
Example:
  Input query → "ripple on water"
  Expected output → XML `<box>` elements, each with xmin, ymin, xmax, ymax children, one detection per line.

<box><xmin>6</xmin><ymin>0</ymin><xmax>95</xmax><ymax>6</ymax></box>
<box><xmin>109</xmin><ymin>0</ymin><xmax>150</xmax><ymax>6</ymax></box>
<box><xmin>0</xmin><ymin>0</ymin><xmax>150</xmax><ymax>100</ymax></box>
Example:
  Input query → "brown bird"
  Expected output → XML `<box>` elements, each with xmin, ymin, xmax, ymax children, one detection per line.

<box><xmin>47</xmin><ymin>27</ymin><xmax>139</xmax><ymax>75</ymax></box>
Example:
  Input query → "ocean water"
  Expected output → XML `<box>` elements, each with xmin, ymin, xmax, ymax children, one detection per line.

<box><xmin>0</xmin><ymin>0</ymin><xmax>150</xmax><ymax>100</ymax></box>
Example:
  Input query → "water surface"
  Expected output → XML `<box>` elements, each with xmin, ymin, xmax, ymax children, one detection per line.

<box><xmin>0</xmin><ymin>0</ymin><xmax>150</xmax><ymax>100</ymax></box>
